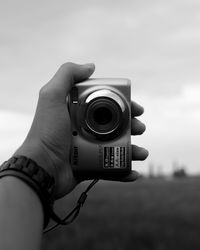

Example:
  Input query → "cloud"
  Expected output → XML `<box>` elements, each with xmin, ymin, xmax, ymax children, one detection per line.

<box><xmin>134</xmin><ymin>84</ymin><xmax>200</xmax><ymax>174</ymax></box>
<box><xmin>0</xmin><ymin>111</ymin><xmax>32</xmax><ymax>161</ymax></box>
<box><xmin>0</xmin><ymin>0</ymin><xmax>200</xmax><ymax>174</ymax></box>
<box><xmin>1</xmin><ymin>0</ymin><xmax>200</xmax><ymax>111</ymax></box>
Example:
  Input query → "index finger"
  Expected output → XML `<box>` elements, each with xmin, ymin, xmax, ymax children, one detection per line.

<box><xmin>131</xmin><ymin>101</ymin><xmax>144</xmax><ymax>117</ymax></box>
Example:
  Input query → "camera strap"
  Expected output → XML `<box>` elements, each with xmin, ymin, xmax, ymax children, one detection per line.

<box><xmin>43</xmin><ymin>179</ymin><xmax>99</xmax><ymax>234</ymax></box>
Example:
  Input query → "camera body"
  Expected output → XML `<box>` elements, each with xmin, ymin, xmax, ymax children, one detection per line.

<box><xmin>68</xmin><ymin>78</ymin><xmax>132</xmax><ymax>180</ymax></box>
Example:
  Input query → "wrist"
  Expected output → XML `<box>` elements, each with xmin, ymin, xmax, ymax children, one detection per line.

<box><xmin>0</xmin><ymin>176</ymin><xmax>44</xmax><ymax>249</ymax></box>
<box><xmin>0</xmin><ymin>155</ymin><xmax>56</xmax><ymax>228</ymax></box>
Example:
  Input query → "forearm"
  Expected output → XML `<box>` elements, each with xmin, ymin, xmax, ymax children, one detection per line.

<box><xmin>0</xmin><ymin>176</ymin><xmax>43</xmax><ymax>250</ymax></box>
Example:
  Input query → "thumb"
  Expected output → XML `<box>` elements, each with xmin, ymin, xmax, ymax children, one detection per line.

<box><xmin>46</xmin><ymin>62</ymin><xmax>95</xmax><ymax>99</ymax></box>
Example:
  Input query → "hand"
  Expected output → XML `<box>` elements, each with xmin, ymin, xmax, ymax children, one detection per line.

<box><xmin>14</xmin><ymin>63</ymin><xmax>148</xmax><ymax>199</ymax></box>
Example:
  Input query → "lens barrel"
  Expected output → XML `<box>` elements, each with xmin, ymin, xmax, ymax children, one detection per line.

<box><xmin>85</xmin><ymin>97</ymin><xmax>122</xmax><ymax>135</ymax></box>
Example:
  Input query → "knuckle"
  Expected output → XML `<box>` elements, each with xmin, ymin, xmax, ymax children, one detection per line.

<box><xmin>39</xmin><ymin>83</ymin><xmax>62</xmax><ymax>100</ymax></box>
<box><xmin>39</xmin><ymin>84</ymin><xmax>50</xmax><ymax>98</ymax></box>
<box><xmin>60</xmin><ymin>62</ymin><xmax>74</xmax><ymax>72</ymax></box>
<box><xmin>58</xmin><ymin>62</ymin><xmax>74</xmax><ymax>80</ymax></box>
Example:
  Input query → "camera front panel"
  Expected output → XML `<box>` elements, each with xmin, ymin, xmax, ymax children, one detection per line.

<box><xmin>68</xmin><ymin>78</ymin><xmax>131</xmax><ymax>180</ymax></box>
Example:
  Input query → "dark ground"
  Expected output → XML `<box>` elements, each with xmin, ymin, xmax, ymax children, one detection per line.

<box><xmin>42</xmin><ymin>177</ymin><xmax>200</xmax><ymax>250</ymax></box>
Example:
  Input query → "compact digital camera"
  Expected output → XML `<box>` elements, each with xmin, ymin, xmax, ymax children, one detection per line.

<box><xmin>68</xmin><ymin>78</ymin><xmax>132</xmax><ymax>180</ymax></box>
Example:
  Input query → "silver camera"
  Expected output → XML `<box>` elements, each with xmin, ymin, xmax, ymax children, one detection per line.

<box><xmin>68</xmin><ymin>78</ymin><xmax>131</xmax><ymax>180</ymax></box>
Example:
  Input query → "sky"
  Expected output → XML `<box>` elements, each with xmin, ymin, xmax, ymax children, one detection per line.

<box><xmin>0</xmin><ymin>0</ymin><xmax>200</xmax><ymax>175</ymax></box>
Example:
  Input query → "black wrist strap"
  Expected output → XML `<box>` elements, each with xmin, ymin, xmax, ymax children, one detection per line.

<box><xmin>0</xmin><ymin>156</ymin><xmax>55</xmax><ymax>229</ymax></box>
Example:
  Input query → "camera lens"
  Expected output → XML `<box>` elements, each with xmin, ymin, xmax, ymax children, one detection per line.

<box><xmin>93</xmin><ymin>107</ymin><xmax>112</xmax><ymax>125</ymax></box>
<box><xmin>85</xmin><ymin>97</ymin><xmax>122</xmax><ymax>135</ymax></box>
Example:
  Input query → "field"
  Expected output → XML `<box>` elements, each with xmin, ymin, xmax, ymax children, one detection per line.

<box><xmin>42</xmin><ymin>177</ymin><xmax>200</xmax><ymax>250</ymax></box>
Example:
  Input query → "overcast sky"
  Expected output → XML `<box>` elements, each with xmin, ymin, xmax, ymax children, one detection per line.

<box><xmin>0</xmin><ymin>0</ymin><xmax>200</xmax><ymax>175</ymax></box>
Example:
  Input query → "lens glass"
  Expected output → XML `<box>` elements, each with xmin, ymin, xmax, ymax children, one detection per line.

<box><xmin>93</xmin><ymin>107</ymin><xmax>112</xmax><ymax>125</ymax></box>
<box><xmin>85</xmin><ymin>97</ymin><xmax>122</xmax><ymax>135</ymax></box>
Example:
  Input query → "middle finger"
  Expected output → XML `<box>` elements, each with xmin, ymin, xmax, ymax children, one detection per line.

<box><xmin>131</xmin><ymin>117</ymin><xmax>146</xmax><ymax>135</ymax></box>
